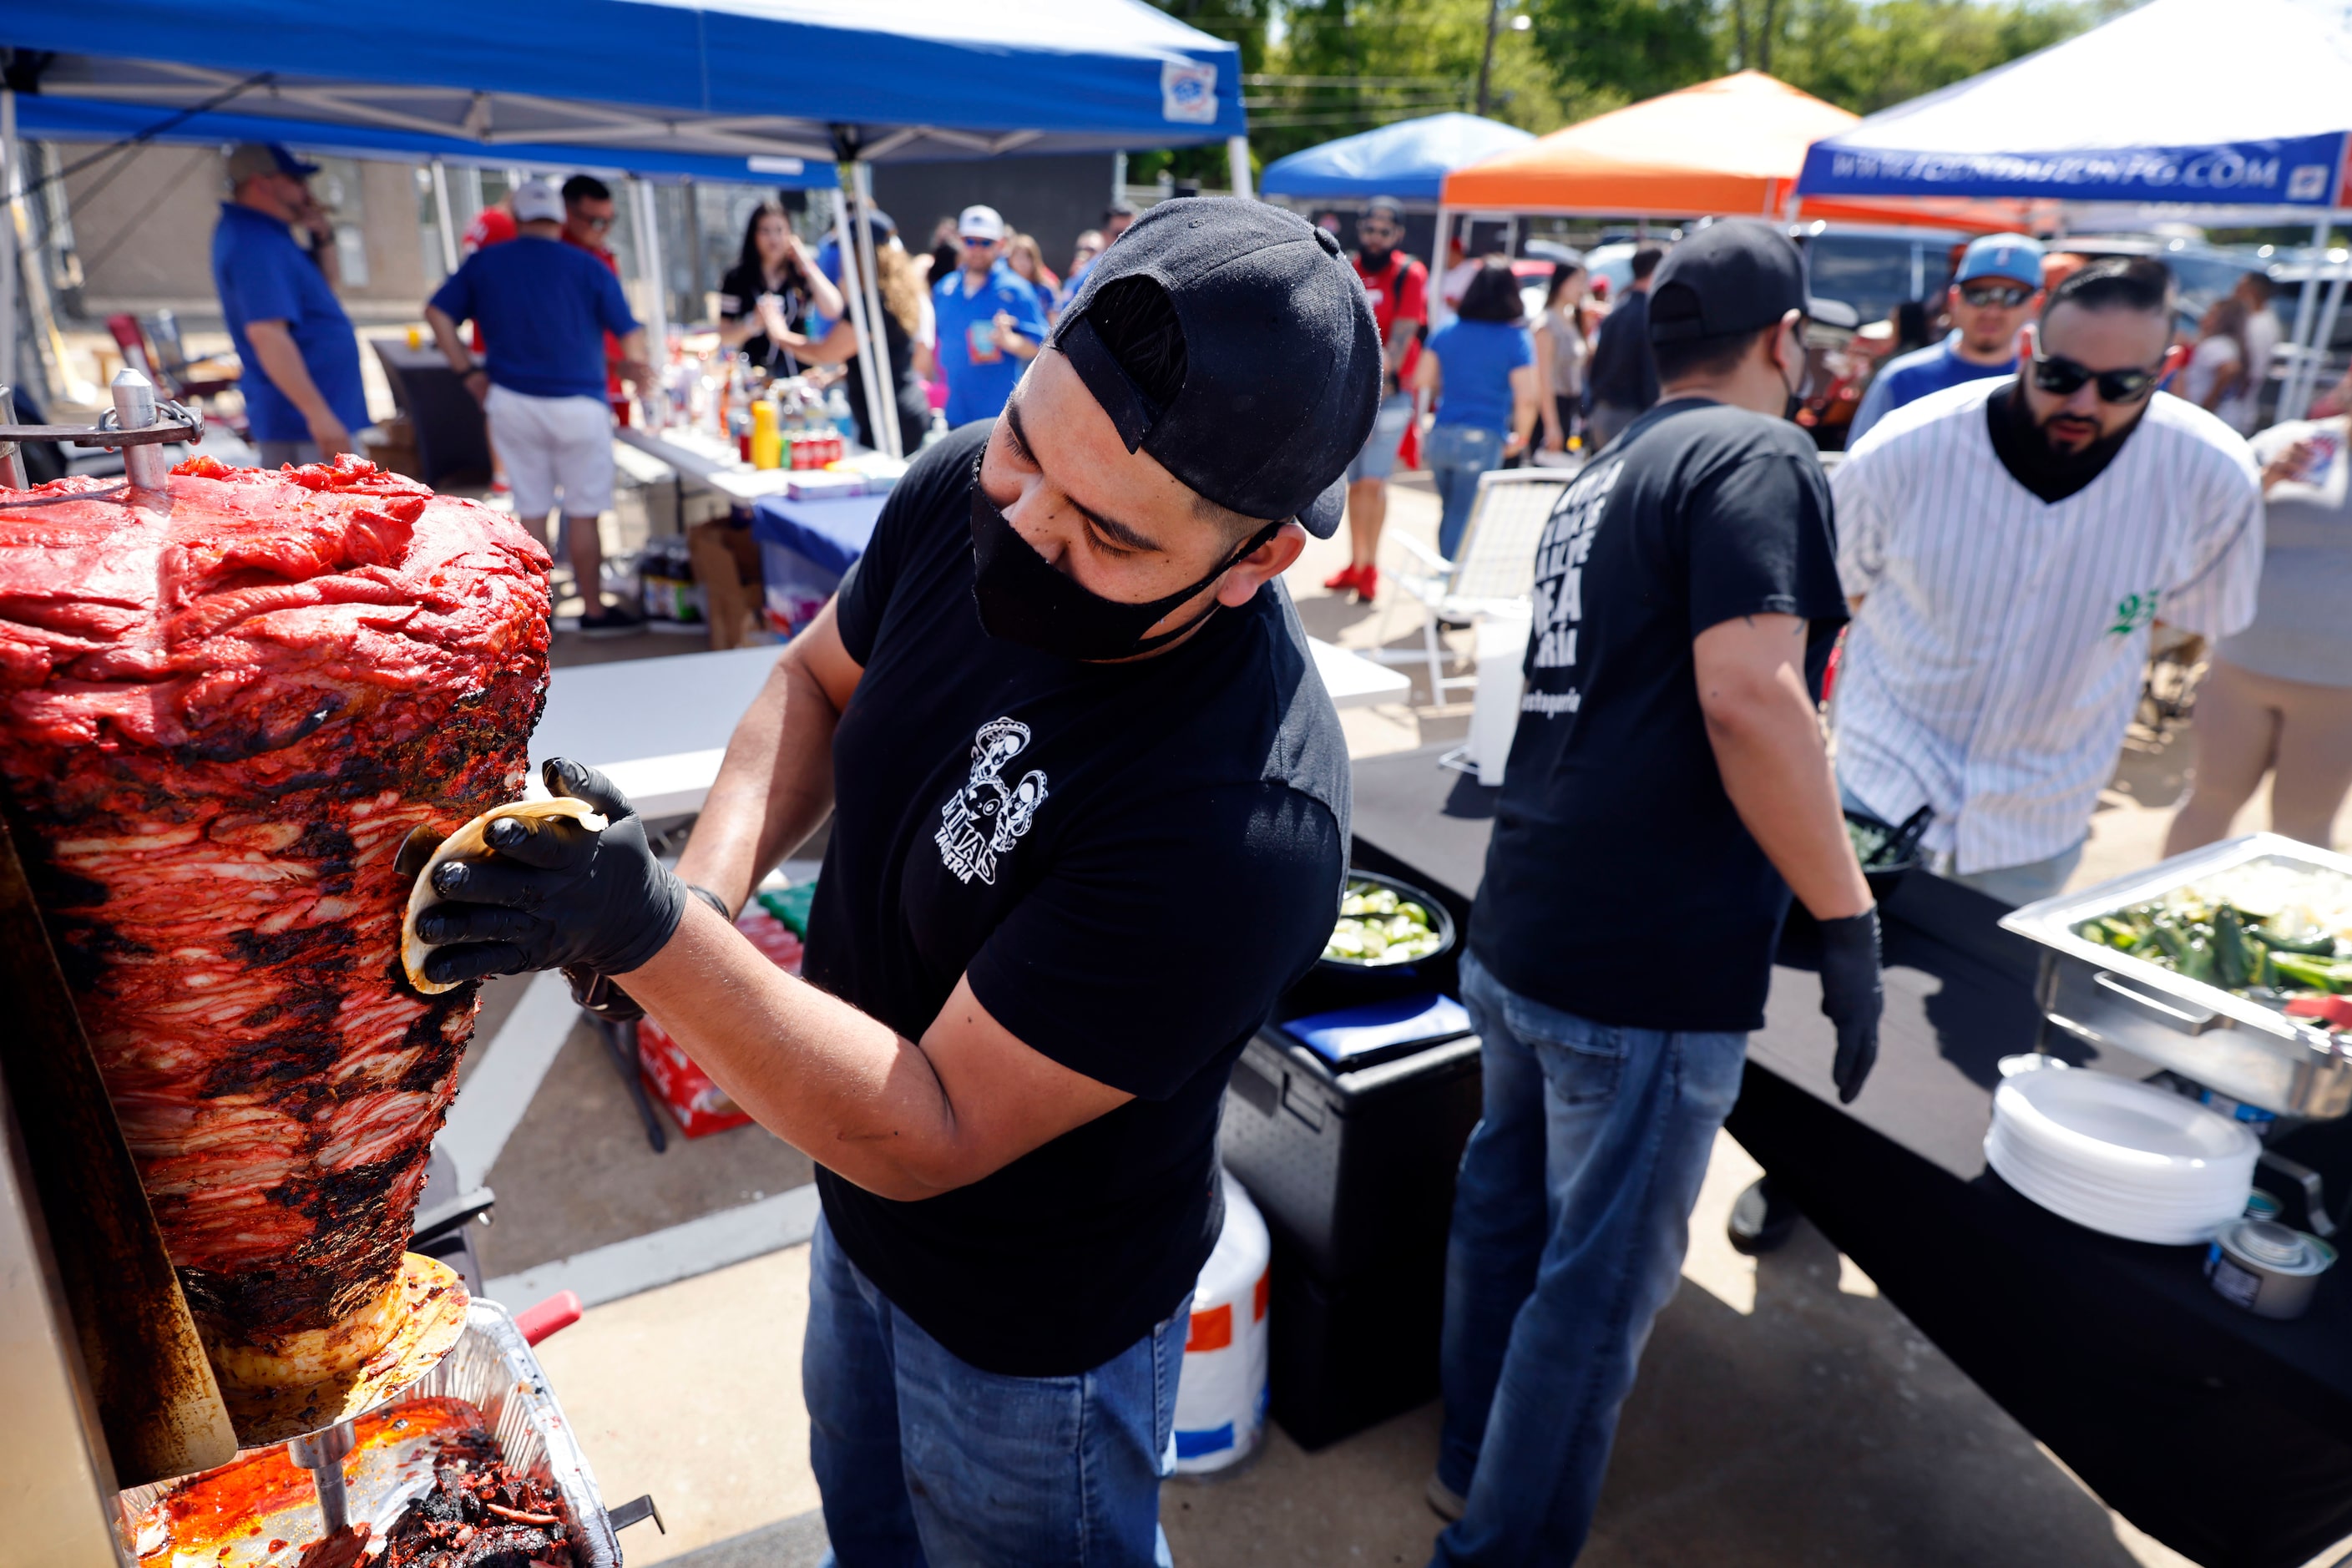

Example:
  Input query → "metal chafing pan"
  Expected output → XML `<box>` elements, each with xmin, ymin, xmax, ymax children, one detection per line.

<box><xmin>115</xmin><ymin>1298</ymin><xmax>620</xmax><ymax>1567</ymax></box>
<box><xmin>2000</xmin><ymin>834</ymin><xmax>2352</xmax><ymax>1120</ymax></box>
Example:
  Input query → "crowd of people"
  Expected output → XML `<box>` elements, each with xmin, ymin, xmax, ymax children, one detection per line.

<box><xmin>199</xmin><ymin>143</ymin><xmax>2352</xmax><ymax>1566</ymax></box>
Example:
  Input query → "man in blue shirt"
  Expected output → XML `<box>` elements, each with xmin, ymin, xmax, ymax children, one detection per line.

<box><xmin>932</xmin><ymin>205</ymin><xmax>1050</xmax><ymax>427</ymax></box>
<box><xmin>1847</xmin><ymin>232</ymin><xmax>2044</xmax><ymax>447</ymax></box>
<box><xmin>210</xmin><ymin>144</ymin><xmax>371</xmax><ymax>468</ymax></box>
<box><xmin>424</xmin><ymin>179</ymin><xmax>651</xmax><ymax>636</ymax></box>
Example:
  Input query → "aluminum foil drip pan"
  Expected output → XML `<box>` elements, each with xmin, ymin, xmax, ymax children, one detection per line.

<box><xmin>117</xmin><ymin>1298</ymin><xmax>619</xmax><ymax>1567</ymax></box>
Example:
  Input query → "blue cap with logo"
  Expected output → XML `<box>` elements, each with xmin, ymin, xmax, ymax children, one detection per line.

<box><xmin>1955</xmin><ymin>232</ymin><xmax>2046</xmax><ymax>290</ymax></box>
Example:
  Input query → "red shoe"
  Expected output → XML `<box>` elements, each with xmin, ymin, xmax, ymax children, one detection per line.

<box><xmin>1323</xmin><ymin>562</ymin><xmax>1365</xmax><ymax>593</ymax></box>
<box><xmin>1354</xmin><ymin>564</ymin><xmax>1378</xmax><ymax>602</ymax></box>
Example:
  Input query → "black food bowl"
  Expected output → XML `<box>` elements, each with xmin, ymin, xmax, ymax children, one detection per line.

<box><xmin>1314</xmin><ymin>869</ymin><xmax>1459</xmax><ymax>978</ymax></box>
<box><xmin>1844</xmin><ymin>806</ymin><xmax>1929</xmax><ymax>904</ymax></box>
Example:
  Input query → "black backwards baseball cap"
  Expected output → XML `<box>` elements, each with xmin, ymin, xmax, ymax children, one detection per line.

<box><xmin>1049</xmin><ymin>197</ymin><xmax>1383</xmax><ymax>539</ymax></box>
<box><xmin>1649</xmin><ymin>220</ymin><xmax>1858</xmax><ymax>344</ymax></box>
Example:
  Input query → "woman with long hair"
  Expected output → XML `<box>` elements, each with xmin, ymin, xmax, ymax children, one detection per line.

<box><xmin>716</xmin><ymin>200</ymin><xmax>843</xmax><ymax>376</ymax></box>
<box><xmin>798</xmin><ymin>211</ymin><xmax>936</xmax><ymax>452</ymax></box>
<box><xmin>1533</xmin><ymin>260</ymin><xmax>1589</xmax><ymax>454</ymax></box>
<box><xmin>1003</xmin><ymin>232</ymin><xmax>1061</xmax><ymax>319</ymax></box>
<box><xmin>2184</xmin><ymin>295</ymin><xmax>2257</xmax><ymax>435</ymax></box>
<box><xmin>1413</xmin><ymin>260</ymin><xmax>1540</xmax><ymax>559</ymax></box>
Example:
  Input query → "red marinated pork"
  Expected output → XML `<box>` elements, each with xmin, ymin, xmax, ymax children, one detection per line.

<box><xmin>0</xmin><ymin>457</ymin><xmax>549</xmax><ymax>1376</ymax></box>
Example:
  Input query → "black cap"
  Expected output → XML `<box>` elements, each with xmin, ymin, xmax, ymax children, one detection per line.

<box><xmin>1649</xmin><ymin>220</ymin><xmax>1826</xmax><ymax>344</ymax></box>
<box><xmin>1050</xmin><ymin>197</ymin><xmax>1381</xmax><ymax>539</ymax></box>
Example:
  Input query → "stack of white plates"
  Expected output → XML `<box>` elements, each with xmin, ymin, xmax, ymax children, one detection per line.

<box><xmin>1985</xmin><ymin>1065</ymin><xmax>2259</xmax><ymax>1245</ymax></box>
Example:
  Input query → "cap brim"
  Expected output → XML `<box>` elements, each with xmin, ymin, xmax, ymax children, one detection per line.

<box><xmin>1805</xmin><ymin>296</ymin><xmax>1861</xmax><ymax>331</ymax></box>
<box><xmin>1300</xmin><ymin>477</ymin><xmax>1345</xmax><ymax>539</ymax></box>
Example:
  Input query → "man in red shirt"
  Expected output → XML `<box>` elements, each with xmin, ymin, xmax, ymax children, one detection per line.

<box><xmin>562</xmin><ymin>175</ymin><xmax>629</xmax><ymax>407</ymax></box>
<box><xmin>1329</xmin><ymin>196</ymin><xmax>1427</xmax><ymax>601</ymax></box>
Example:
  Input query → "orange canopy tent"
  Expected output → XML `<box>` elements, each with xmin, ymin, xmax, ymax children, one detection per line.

<box><xmin>1438</xmin><ymin>70</ymin><xmax>2035</xmax><ymax>230</ymax></box>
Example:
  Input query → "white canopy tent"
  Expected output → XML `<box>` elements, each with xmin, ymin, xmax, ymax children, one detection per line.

<box><xmin>1798</xmin><ymin>0</ymin><xmax>2352</xmax><ymax>419</ymax></box>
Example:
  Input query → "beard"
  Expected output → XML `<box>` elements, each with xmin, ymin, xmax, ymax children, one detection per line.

<box><xmin>1359</xmin><ymin>243</ymin><xmax>1393</xmax><ymax>271</ymax></box>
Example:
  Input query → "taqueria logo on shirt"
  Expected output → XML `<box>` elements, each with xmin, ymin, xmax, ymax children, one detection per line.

<box><xmin>936</xmin><ymin>717</ymin><xmax>1050</xmax><ymax>885</ymax></box>
<box><xmin>1529</xmin><ymin>458</ymin><xmax>1624</xmax><ymax>676</ymax></box>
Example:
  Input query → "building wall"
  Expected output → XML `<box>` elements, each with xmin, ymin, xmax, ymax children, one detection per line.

<box><xmin>53</xmin><ymin>143</ymin><xmax>435</xmax><ymax>325</ymax></box>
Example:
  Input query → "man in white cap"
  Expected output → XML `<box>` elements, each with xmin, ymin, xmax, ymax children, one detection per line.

<box><xmin>210</xmin><ymin>143</ymin><xmax>370</xmax><ymax>467</ymax></box>
<box><xmin>423</xmin><ymin>179</ymin><xmax>652</xmax><ymax>636</ymax></box>
<box><xmin>1848</xmin><ymin>231</ymin><xmax>2045</xmax><ymax>445</ymax></box>
<box><xmin>933</xmin><ymin>203</ymin><xmax>1050</xmax><ymax>427</ymax></box>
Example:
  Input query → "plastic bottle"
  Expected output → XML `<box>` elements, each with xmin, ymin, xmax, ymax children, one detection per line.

<box><xmin>751</xmin><ymin>398</ymin><xmax>781</xmax><ymax>470</ymax></box>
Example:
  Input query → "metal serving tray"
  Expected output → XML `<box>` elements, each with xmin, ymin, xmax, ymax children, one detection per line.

<box><xmin>115</xmin><ymin>1298</ymin><xmax>619</xmax><ymax>1567</ymax></box>
<box><xmin>2000</xmin><ymin>834</ymin><xmax>2352</xmax><ymax>1120</ymax></box>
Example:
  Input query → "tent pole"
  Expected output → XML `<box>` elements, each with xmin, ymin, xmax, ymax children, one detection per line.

<box><xmin>630</xmin><ymin>178</ymin><xmax>670</xmax><ymax>426</ymax></box>
<box><xmin>2291</xmin><ymin>241</ymin><xmax>2349</xmax><ymax>423</ymax></box>
<box><xmin>0</xmin><ymin>89</ymin><xmax>17</xmax><ymax>402</ymax></box>
<box><xmin>2282</xmin><ymin>216</ymin><xmax>2329</xmax><ymax>420</ymax></box>
<box><xmin>1227</xmin><ymin>136</ymin><xmax>1252</xmax><ymax>199</ymax></box>
<box><xmin>1429</xmin><ymin>205</ymin><xmax>1451</xmax><ymax>331</ymax></box>
<box><xmin>852</xmin><ymin>163</ymin><xmax>903</xmax><ymax>460</ymax></box>
<box><xmin>832</xmin><ymin>175</ymin><xmax>891</xmax><ymax>461</ymax></box>
<box><xmin>428</xmin><ymin>161</ymin><xmax>460</xmax><ymax>277</ymax></box>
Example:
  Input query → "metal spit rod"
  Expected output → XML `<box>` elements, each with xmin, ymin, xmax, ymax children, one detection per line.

<box><xmin>286</xmin><ymin>1419</ymin><xmax>357</xmax><ymax>1535</ymax></box>
<box><xmin>112</xmin><ymin>368</ymin><xmax>172</xmax><ymax>492</ymax></box>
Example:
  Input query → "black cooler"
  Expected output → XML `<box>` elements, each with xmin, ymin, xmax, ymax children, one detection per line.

<box><xmin>1220</xmin><ymin>845</ymin><xmax>1485</xmax><ymax>1449</ymax></box>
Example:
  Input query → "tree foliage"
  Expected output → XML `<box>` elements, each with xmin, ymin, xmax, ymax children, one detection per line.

<box><xmin>1140</xmin><ymin>0</ymin><xmax>2131</xmax><ymax>180</ymax></box>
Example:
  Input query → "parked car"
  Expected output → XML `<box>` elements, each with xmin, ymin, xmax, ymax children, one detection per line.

<box><xmin>1792</xmin><ymin>220</ymin><xmax>1977</xmax><ymax>331</ymax></box>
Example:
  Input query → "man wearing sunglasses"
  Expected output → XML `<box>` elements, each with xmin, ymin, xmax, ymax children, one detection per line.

<box><xmin>559</xmin><ymin>175</ymin><xmax>630</xmax><ymax>413</ymax></box>
<box><xmin>933</xmin><ymin>204</ymin><xmax>1051</xmax><ymax>429</ymax></box>
<box><xmin>1328</xmin><ymin>195</ymin><xmax>1429</xmax><ymax>601</ymax></box>
<box><xmin>1848</xmin><ymin>231</ymin><xmax>2044</xmax><ymax>445</ymax></box>
<box><xmin>1832</xmin><ymin>256</ymin><xmax>2263</xmax><ymax>906</ymax></box>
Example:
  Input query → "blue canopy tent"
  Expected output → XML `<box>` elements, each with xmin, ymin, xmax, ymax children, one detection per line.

<box><xmin>0</xmin><ymin>0</ymin><xmax>1248</xmax><ymax>454</ymax></box>
<box><xmin>1260</xmin><ymin>113</ymin><xmax>1535</xmax><ymax>204</ymax></box>
<box><xmin>1795</xmin><ymin>0</ymin><xmax>2352</xmax><ymax>417</ymax></box>
<box><xmin>5</xmin><ymin>94</ymin><xmax>845</xmax><ymax>185</ymax></box>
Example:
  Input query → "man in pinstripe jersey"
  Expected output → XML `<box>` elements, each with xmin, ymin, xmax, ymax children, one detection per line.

<box><xmin>1832</xmin><ymin>257</ymin><xmax>2264</xmax><ymax>906</ymax></box>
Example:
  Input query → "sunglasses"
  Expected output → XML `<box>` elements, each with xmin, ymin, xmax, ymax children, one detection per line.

<box><xmin>577</xmin><ymin>215</ymin><xmax>615</xmax><ymax>230</ymax></box>
<box><xmin>1958</xmin><ymin>281</ymin><xmax>2034</xmax><ymax>309</ymax></box>
<box><xmin>962</xmin><ymin>235</ymin><xmax>999</xmax><ymax>249</ymax></box>
<box><xmin>2030</xmin><ymin>352</ymin><xmax>2164</xmax><ymax>404</ymax></box>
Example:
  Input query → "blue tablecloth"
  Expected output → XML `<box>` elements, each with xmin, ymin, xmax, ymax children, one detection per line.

<box><xmin>748</xmin><ymin>493</ymin><xmax>891</xmax><ymax>576</ymax></box>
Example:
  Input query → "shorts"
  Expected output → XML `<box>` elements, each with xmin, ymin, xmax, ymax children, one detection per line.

<box><xmin>1344</xmin><ymin>392</ymin><xmax>1415</xmax><ymax>484</ymax></box>
<box><xmin>484</xmin><ymin>385</ymin><xmax>615</xmax><ymax>520</ymax></box>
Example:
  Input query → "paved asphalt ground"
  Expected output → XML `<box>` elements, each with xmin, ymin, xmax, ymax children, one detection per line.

<box><xmin>451</xmin><ymin>473</ymin><xmax>2351</xmax><ymax>1568</ymax></box>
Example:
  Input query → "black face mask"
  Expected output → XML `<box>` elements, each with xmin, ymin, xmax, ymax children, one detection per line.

<box><xmin>969</xmin><ymin>473</ymin><xmax>1278</xmax><ymax>662</ymax></box>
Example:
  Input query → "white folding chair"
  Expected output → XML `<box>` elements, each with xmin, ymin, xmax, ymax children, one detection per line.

<box><xmin>1375</xmin><ymin>465</ymin><xmax>1578</xmax><ymax>702</ymax></box>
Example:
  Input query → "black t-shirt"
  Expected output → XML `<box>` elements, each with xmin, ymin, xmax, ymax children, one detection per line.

<box><xmin>806</xmin><ymin>422</ymin><xmax>1348</xmax><ymax>1376</ymax></box>
<box><xmin>716</xmin><ymin>259</ymin><xmax>811</xmax><ymax>373</ymax></box>
<box><xmin>1586</xmin><ymin>288</ymin><xmax>1658</xmax><ymax>411</ymax></box>
<box><xmin>1471</xmin><ymin>398</ymin><xmax>1846</xmax><ymax>1033</ymax></box>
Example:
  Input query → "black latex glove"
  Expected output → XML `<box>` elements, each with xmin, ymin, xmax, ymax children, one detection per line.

<box><xmin>414</xmin><ymin>758</ymin><xmax>688</xmax><ymax>987</ymax></box>
<box><xmin>1816</xmin><ymin>906</ymin><xmax>1884</xmax><ymax>1104</ymax></box>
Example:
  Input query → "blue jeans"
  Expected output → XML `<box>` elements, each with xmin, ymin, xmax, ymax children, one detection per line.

<box><xmin>805</xmin><ymin>1214</ymin><xmax>1186</xmax><ymax>1567</ymax></box>
<box><xmin>1427</xmin><ymin>422</ymin><xmax>1504</xmax><ymax>560</ymax></box>
<box><xmin>1432</xmin><ymin>952</ymin><xmax>1748</xmax><ymax>1566</ymax></box>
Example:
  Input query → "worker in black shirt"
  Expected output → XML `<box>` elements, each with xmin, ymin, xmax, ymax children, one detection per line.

<box><xmin>412</xmin><ymin>199</ymin><xmax>1378</xmax><ymax>1568</ymax></box>
<box><xmin>1584</xmin><ymin>242</ymin><xmax>1664</xmax><ymax>446</ymax></box>
<box><xmin>714</xmin><ymin>199</ymin><xmax>844</xmax><ymax>377</ymax></box>
<box><xmin>1426</xmin><ymin>222</ymin><xmax>1883</xmax><ymax>1565</ymax></box>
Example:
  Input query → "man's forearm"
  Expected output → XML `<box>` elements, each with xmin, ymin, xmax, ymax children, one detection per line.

<box><xmin>1002</xmin><ymin>332</ymin><xmax>1040</xmax><ymax>361</ymax></box>
<box><xmin>243</xmin><ymin>321</ymin><xmax>336</xmax><ymax>424</ymax></box>
<box><xmin>1697</xmin><ymin>621</ymin><xmax>1871</xmax><ymax>922</ymax></box>
<box><xmin>621</xmin><ymin>900</ymin><xmax>964</xmax><ymax>1201</ymax></box>
<box><xmin>424</xmin><ymin>306</ymin><xmax>469</xmax><ymax>370</ymax></box>
<box><xmin>672</xmin><ymin>650</ymin><xmax>842</xmax><ymax>913</ymax></box>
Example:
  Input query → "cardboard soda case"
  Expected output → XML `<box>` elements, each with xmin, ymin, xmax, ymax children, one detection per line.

<box><xmin>635</xmin><ymin>905</ymin><xmax>806</xmax><ymax>1137</ymax></box>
